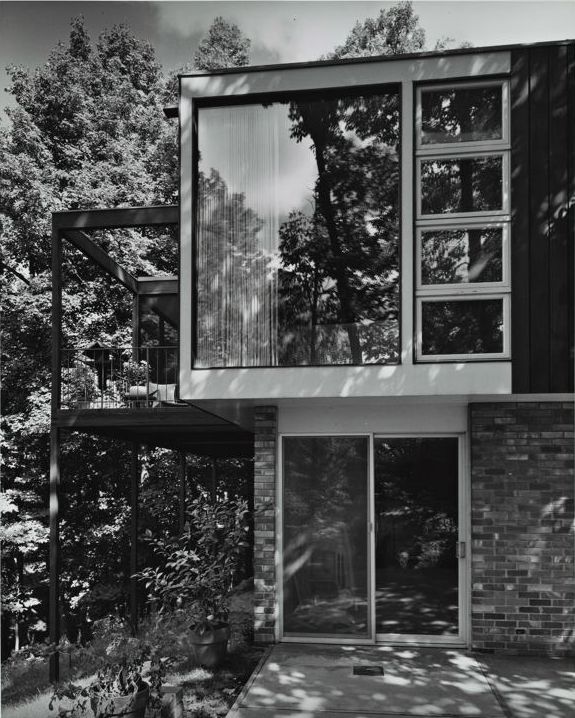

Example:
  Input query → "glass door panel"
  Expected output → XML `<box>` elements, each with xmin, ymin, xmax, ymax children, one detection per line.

<box><xmin>374</xmin><ymin>437</ymin><xmax>459</xmax><ymax>637</ymax></box>
<box><xmin>282</xmin><ymin>436</ymin><xmax>370</xmax><ymax>638</ymax></box>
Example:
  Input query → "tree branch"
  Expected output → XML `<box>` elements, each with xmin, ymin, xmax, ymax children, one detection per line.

<box><xmin>0</xmin><ymin>261</ymin><xmax>32</xmax><ymax>286</ymax></box>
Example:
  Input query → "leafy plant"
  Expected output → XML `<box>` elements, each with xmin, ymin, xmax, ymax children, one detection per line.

<box><xmin>122</xmin><ymin>359</ymin><xmax>149</xmax><ymax>386</ymax></box>
<box><xmin>137</xmin><ymin>493</ymin><xmax>250</xmax><ymax>632</ymax></box>
<box><xmin>49</xmin><ymin>645</ymin><xmax>166</xmax><ymax>717</ymax></box>
<box><xmin>62</xmin><ymin>362</ymin><xmax>99</xmax><ymax>405</ymax></box>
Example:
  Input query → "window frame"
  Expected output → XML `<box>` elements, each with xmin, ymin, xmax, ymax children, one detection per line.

<box><xmin>416</xmin><ymin>293</ymin><xmax>511</xmax><ymax>362</ymax></box>
<box><xmin>416</xmin><ymin>151</ymin><xmax>510</xmax><ymax>221</ymax></box>
<box><xmin>415</xmin><ymin>79</ymin><xmax>509</xmax><ymax>154</ymax></box>
<box><xmin>193</xmin><ymin>84</ymin><xmax>403</xmax><ymax>370</ymax></box>
<box><xmin>416</xmin><ymin>221</ymin><xmax>510</xmax><ymax>295</ymax></box>
<box><xmin>414</xmin><ymin>78</ymin><xmax>511</xmax><ymax>363</ymax></box>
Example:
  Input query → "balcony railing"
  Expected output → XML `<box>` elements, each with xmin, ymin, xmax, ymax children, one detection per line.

<box><xmin>60</xmin><ymin>346</ymin><xmax>179</xmax><ymax>410</ymax></box>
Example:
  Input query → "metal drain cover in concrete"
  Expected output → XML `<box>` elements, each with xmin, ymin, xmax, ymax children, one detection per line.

<box><xmin>352</xmin><ymin>664</ymin><xmax>384</xmax><ymax>676</ymax></box>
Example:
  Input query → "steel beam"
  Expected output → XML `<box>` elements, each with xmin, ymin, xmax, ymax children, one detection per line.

<box><xmin>179</xmin><ymin>451</ymin><xmax>186</xmax><ymax>533</ymax></box>
<box><xmin>51</xmin><ymin>223</ymin><xmax>62</xmax><ymax>413</ymax></box>
<box><xmin>49</xmin><ymin>427</ymin><xmax>61</xmax><ymax>682</ymax></box>
<box><xmin>130</xmin><ymin>445</ymin><xmax>139</xmax><ymax>633</ymax></box>
<box><xmin>63</xmin><ymin>230</ymin><xmax>139</xmax><ymax>294</ymax></box>
<box><xmin>53</xmin><ymin>205</ymin><xmax>178</xmax><ymax>230</ymax></box>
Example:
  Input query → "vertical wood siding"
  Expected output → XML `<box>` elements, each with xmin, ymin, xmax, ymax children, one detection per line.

<box><xmin>511</xmin><ymin>44</ymin><xmax>574</xmax><ymax>393</ymax></box>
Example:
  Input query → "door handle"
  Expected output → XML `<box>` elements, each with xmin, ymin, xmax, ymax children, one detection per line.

<box><xmin>456</xmin><ymin>542</ymin><xmax>466</xmax><ymax>559</ymax></box>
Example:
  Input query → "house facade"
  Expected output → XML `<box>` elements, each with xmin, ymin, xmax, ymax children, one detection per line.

<box><xmin>178</xmin><ymin>41</ymin><xmax>574</xmax><ymax>654</ymax></box>
<box><xmin>51</xmin><ymin>40</ymin><xmax>574</xmax><ymax>670</ymax></box>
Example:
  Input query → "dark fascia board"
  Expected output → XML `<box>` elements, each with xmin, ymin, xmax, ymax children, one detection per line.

<box><xmin>137</xmin><ymin>276</ymin><xmax>179</xmax><ymax>295</ymax></box>
<box><xmin>63</xmin><ymin>229</ymin><xmax>139</xmax><ymax>294</ymax></box>
<box><xmin>162</xmin><ymin>39</ymin><xmax>575</xmax><ymax>124</ymax></box>
<box><xmin>53</xmin><ymin>205</ymin><xmax>179</xmax><ymax>230</ymax></box>
<box><xmin>178</xmin><ymin>38</ymin><xmax>575</xmax><ymax>79</ymax></box>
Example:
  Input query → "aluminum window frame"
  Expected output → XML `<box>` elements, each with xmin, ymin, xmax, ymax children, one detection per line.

<box><xmin>278</xmin><ymin>431</ymin><xmax>469</xmax><ymax>647</ymax></box>
<box><xmin>416</xmin><ymin>293</ymin><xmax>511</xmax><ymax>362</ymax></box>
<box><xmin>192</xmin><ymin>84</ymin><xmax>403</xmax><ymax>371</ymax></box>
<box><xmin>416</xmin><ymin>150</ymin><xmax>510</xmax><ymax>221</ymax></box>
<box><xmin>416</xmin><ymin>221</ymin><xmax>510</xmax><ymax>294</ymax></box>
<box><xmin>372</xmin><ymin>432</ymin><xmax>468</xmax><ymax>647</ymax></box>
<box><xmin>279</xmin><ymin>432</ymin><xmax>374</xmax><ymax>644</ymax></box>
<box><xmin>414</xmin><ymin>78</ymin><xmax>511</xmax><ymax>363</ymax></box>
<box><xmin>415</xmin><ymin>78</ymin><xmax>510</xmax><ymax>154</ymax></box>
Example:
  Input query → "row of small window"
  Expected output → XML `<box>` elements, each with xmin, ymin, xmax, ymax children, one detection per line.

<box><xmin>415</xmin><ymin>80</ymin><xmax>510</xmax><ymax>362</ymax></box>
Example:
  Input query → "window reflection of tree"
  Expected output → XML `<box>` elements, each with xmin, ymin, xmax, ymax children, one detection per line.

<box><xmin>197</xmin><ymin>89</ymin><xmax>401</xmax><ymax>368</ymax></box>
<box><xmin>374</xmin><ymin>439</ymin><xmax>458</xmax><ymax>573</ymax></box>
<box><xmin>421</xmin><ymin>228</ymin><xmax>502</xmax><ymax>285</ymax></box>
<box><xmin>283</xmin><ymin>437</ymin><xmax>368</xmax><ymax>635</ymax></box>
<box><xmin>279</xmin><ymin>92</ymin><xmax>400</xmax><ymax>365</ymax></box>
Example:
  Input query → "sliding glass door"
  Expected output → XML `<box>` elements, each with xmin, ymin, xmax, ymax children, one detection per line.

<box><xmin>281</xmin><ymin>434</ymin><xmax>464</xmax><ymax>643</ymax></box>
<box><xmin>373</xmin><ymin>437</ymin><xmax>460</xmax><ymax>639</ymax></box>
<box><xmin>282</xmin><ymin>436</ymin><xmax>370</xmax><ymax>639</ymax></box>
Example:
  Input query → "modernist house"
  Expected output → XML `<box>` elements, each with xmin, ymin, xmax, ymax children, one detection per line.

<box><xmin>50</xmin><ymin>39</ymin><xmax>574</xmax><ymax>674</ymax></box>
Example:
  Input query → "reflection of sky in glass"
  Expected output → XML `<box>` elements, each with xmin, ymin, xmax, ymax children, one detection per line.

<box><xmin>198</xmin><ymin>103</ymin><xmax>318</xmax><ymax>251</ymax></box>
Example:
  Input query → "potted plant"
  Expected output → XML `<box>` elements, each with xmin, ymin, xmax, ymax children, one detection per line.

<box><xmin>62</xmin><ymin>361</ymin><xmax>99</xmax><ymax>409</ymax></box>
<box><xmin>121</xmin><ymin>359</ymin><xmax>151</xmax><ymax>405</ymax></box>
<box><xmin>138</xmin><ymin>493</ymin><xmax>250</xmax><ymax>668</ymax></box>
<box><xmin>49</xmin><ymin>648</ymin><xmax>164</xmax><ymax>718</ymax></box>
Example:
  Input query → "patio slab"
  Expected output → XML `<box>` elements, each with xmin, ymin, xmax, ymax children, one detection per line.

<box><xmin>228</xmin><ymin>644</ymin><xmax>509</xmax><ymax>717</ymax></box>
<box><xmin>479</xmin><ymin>653</ymin><xmax>575</xmax><ymax>718</ymax></box>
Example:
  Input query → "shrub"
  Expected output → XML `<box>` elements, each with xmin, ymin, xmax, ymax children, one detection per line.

<box><xmin>137</xmin><ymin>493</ymin><xmax>250</xmax><ymax>632</ymax></box>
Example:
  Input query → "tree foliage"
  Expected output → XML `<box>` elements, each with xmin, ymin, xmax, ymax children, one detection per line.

<box><xmin>2</xmin><ymin>3</ymin><xmax>440</xmax><ymax>660</ymax></box>
<box><xmin>193</xmin><ymin>16</ymin><xmax>251</xmax><ymax>70</ymax></box>
<box><xmin>329</xmin><ymin>1</ymin><xmax>426</xmax><ymax>59</ymax></box>
<box><xmin>0</xmin><ymin>15</ymin><xmax>249</xmax><ymax>658</ymax></box>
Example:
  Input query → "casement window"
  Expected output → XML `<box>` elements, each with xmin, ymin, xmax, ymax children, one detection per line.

<box><xmin>414</xmin><ymin>80</ymin><xmax>511</xmax><ymax>361</ymax></box>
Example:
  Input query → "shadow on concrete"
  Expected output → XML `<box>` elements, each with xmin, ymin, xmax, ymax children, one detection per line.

<box><xmin>228</xmin><ymin>644</ymin><xmax>575</xmax><ymax>717</ymax></box>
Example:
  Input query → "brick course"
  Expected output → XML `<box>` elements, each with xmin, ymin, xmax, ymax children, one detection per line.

<box><xmin>470</xmin><ymin>401</ymin><xmax>574</xmax><ymax>655</ymax></box>
<box><xmin>253</xmin><ymin>406</ymin><xmax>278</xmax><ymax>643</ymax></box>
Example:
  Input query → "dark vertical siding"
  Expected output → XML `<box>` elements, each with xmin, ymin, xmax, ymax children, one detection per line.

<box><xmin>528</xmin><ymin>48</ymin><xmax>550</xmax><ymax>392</ymax></box>
<box><xmin>548</xmin><ymin>45</ymin><xmax>571</xmax><ymax>392</ymax></box>
<box><xmin>511</xmin><ymin>43</ymin><xmax>574</xmax><ymax>393</ymax></box>
<box><xmin>568</xmin><ymin>43</ymin><xmax>575</xmax><ymax>393</ymax></box>
<box><xmin>510</xmin><ymin>50</ymin><xmax>531</xmax><ymax>392</ymax></box>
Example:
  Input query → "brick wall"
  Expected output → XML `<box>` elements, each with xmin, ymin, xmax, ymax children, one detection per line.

<box><xmin>253</xmin><ymin>406</ymin><xmax>277</xmax><ymax>643</ymax></box>
<box><xmin>470</xmin><ymin>401</ymin><xmax>574</xmax><ymax>655</ymax></box>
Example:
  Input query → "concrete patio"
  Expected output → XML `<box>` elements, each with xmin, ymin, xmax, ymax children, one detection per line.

<box><xmin>227</xmin><ymin>644</ymin><xmax>575</xmax><ymax>718</ymax></box>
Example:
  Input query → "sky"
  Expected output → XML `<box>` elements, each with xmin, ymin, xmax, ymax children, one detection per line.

<box><xmin>1</xmin><ymin>0</ymin><xmax>574</xmax><ymax>119</ymax></box>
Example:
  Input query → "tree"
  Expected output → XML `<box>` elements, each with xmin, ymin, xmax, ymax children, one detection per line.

<box><xmin>194</xmin><ymin>16</ymin><xmax>250</xmax><ymax>70</ymax></box>
<box><xmin>0</xmin><ymin>12</ymin><xmax>256</xmax><ymax>658</ymax></box>
<box><xmin>0</xmin><ymin>17</ymin><xmax>178</xmax><ymax>656</ymax></box>
<box><xmin>329</xmin><ymin>1</ymin><xmax>426</xmax><ymax>59</ymax></box>
<box><xmin>278</xmin><ymin>91</ymin><xmax>401</xmax><ymax>365</ymax></box>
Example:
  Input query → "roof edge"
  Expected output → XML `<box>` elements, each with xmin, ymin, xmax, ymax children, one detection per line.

<box><xmin>178</xmin><ymin>38</ymin><xmax>575</xmax><ymax>79</ymax></box>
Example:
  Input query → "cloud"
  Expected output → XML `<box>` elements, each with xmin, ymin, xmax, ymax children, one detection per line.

<box><xmin>152</xmin><ymin>1</ymin><xmax>382</xmax><ymax>65</ymax></box>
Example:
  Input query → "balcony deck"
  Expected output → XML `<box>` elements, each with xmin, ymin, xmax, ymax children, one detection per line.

<box><xmin>53</xmin><ymin>403</ymin><xmax>253</xmax><ymax>457</ymax></box>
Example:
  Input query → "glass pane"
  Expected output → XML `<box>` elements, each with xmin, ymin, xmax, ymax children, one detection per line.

<box><xmin>420</xmin><ymin>156</ymin><xmax>503</xmax><ymax>214</ymax></box>
<box><xmin>282</xmin><ymin>436</ymin><xmax>369</xmax><ymax>637</ymax></box>
<box><xmin>196</xmin><ymin>89</ymin><xmax>400</xmax><ymax>368</ymax></box>
<box><xmin>421</xmin><ymin>85</ymin><xmax>503</xmax><ymax>145</ymax></box>
<box><xmin>422</xmin><ymin>299</ymin><xmax>504</xmax><ymax>355</ymax></box>
<box><xmin>421</xmin><ymin>227</ymin><xmax>503</xmax><ymax>285</ymax></box>
<box><xmin>374</xmin><ymin>437</ymin><xmax>459</xmax><ymax>635</ymax></box>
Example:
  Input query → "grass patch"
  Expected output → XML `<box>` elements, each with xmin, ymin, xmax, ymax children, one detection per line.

<box><xmin>1</xmin><ymin>644</ymin><xmax>265</xmax><ymax>718</ymax></box>
<box><xmin>2</xmin><ymin>587</ymin><xmax>261</xmax><ymax>717</ymax></box>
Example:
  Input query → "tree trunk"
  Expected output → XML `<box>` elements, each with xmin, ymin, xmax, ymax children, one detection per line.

<box><xmin>308</xmin><ymin>128</ymin><xmax>362</xmax><ymax>364</ymax></box>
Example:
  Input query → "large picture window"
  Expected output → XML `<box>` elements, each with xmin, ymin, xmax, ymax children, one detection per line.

<box><xmin>195</xmin><ymin>87</ymin><xmax>401</xmax><ymax>368</ymax></box>
<box><xmin>415</xmin><ymin>80</ymin><xmax>511</xmax><ymax>361</ymax></box>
